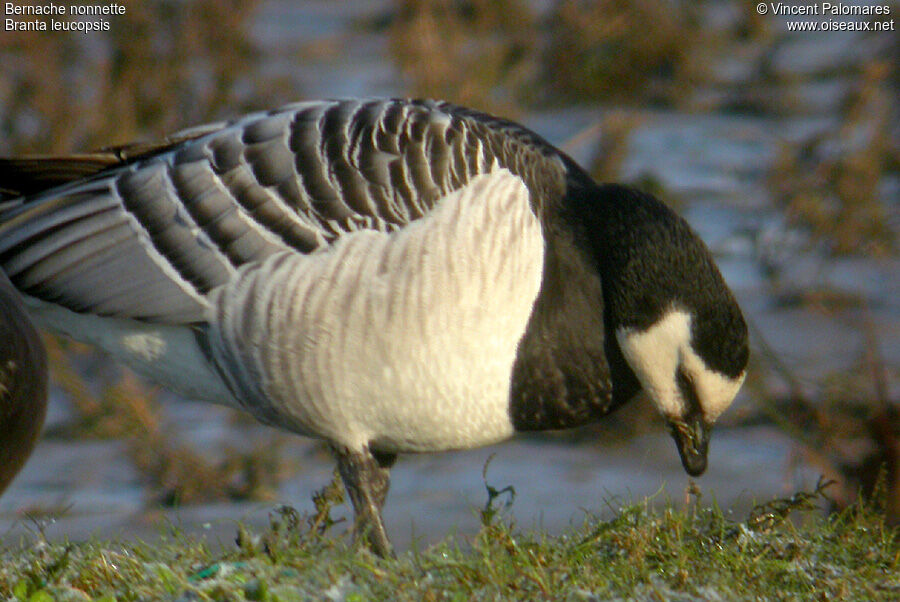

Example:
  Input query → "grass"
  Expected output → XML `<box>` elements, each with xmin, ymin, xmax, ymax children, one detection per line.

<box><xmin>383</xmin><ymin>0</ymin><xmax>708</xmax><ymax>113</ymax></box>
<box><xmin>386</xmin><ymin>0</ymin><xmax>538</xmax><ymax>114</ymax></box>
<box><xmin>0</xmin><ymin>0</ymin><xmax>266</xmax><ymax>155</ymax></box>
<box><xmin>767</xmin><ymin>61</ymin><xmax>897</xmax><ymax>257</ymax></box>
<box><xmin>1</xmin><ymin>479</ymin><xmax>898</xmax><ymax>601</ymax></box>
<box><xmin>540</xmin><ymin>0</ymin><xmax>709</xmax><ymax>107</ymax></box>
<box><xmin>748</xmin><ymin>319</ymin><xmax>900</xmax><ymax>527</ymax></box>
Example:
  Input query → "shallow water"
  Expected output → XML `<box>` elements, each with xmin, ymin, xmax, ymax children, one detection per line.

<box><xmin>1</xmin><ymin>0</ymin><xmax>897</xmax><ymax>551</ymax></box>
<box><xmin>1</xmin><ymin>419</ymin><xmax>812</xmax><ymax>550</ymax></box>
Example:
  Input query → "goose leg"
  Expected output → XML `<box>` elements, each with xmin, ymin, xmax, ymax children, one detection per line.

<box><xmin>332</xmin><ymin>444</ymin><xmax>397</xmax><ymax>557</ymax></box>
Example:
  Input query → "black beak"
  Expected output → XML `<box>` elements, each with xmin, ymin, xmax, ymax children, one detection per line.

<box><xmin>668</xmin><ymin>416</ymin><xmax>710</xmax><ymax>477</ymax></box>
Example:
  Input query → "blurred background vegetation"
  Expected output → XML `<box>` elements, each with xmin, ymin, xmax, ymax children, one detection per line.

<box><xmin>1</xmin><ymin>0</ymin><xmax>897</xmax><ymax>523</ymax></box>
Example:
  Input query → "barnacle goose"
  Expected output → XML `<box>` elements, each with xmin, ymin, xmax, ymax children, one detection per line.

<box><xmin>0</xmin><ymin>99</ymin><xmax>748</xmax><ymax>556</ymax></box>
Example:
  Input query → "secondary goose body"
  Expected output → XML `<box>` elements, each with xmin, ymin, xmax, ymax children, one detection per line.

<box><xmin>0</xmin><ymin>99</ymin><xmax>748</xmax><ymax>555</ymax></box>
<box><xmin>0</xmin><ymin>270</ymin><xmax>47</xmax><ymax>495</ymax></box>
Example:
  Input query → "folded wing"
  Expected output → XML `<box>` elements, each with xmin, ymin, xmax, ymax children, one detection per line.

<box><xmin>0</xmin><ymin>99</ymin><xmax>564</xmax><ymax>324</ymax></box>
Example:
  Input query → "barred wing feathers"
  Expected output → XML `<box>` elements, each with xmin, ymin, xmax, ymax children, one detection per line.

<box><xmin>0</xmin><ymin>99</ymin><xmax>567</xmax><ymax>324</ymax></box>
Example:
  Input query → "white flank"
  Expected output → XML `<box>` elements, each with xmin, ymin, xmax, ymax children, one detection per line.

<box><xmin>209</xmin><ymin>168</ymin><xmax>545</xmax><ymax>453</ymax></box>
<box><xmin>616</xmin><ymin>309</ymin><xmax>744</xmax><ymax>423</ymax></box>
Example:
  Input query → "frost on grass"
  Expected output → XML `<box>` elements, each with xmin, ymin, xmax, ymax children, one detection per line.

<box><xmin>1</xmin><ymin>478</ymin><xmax>898</xmax><ymax>601</ymax></box>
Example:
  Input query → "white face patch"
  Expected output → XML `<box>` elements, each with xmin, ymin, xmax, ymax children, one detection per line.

<box><xmin>616</xmin><ymin>309</ymin><xmax>745</xmax><ymax>423</ymax></box>
<box><xmin>681</xmin><ymin>348</ymin><xmax>746</xmax><ymax>423</ymax></box>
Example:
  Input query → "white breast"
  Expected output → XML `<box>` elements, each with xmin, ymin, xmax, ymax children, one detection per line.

<box><xmin>208</xmin><ymin>169</ymin><xmax>545</xmax><ymax>452</ymax></box>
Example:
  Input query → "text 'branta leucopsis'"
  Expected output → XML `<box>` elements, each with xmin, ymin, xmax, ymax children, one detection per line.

<box><xmin>0</xmin><ymin>99</ymin><xmax>749</xmax><ymax>556</ymax></box>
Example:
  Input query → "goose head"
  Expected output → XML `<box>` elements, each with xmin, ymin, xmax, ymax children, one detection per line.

<box><xmin>585</xmin><ymin>184</ymin><xmax>749</xmax><ymax>476</ymax></box>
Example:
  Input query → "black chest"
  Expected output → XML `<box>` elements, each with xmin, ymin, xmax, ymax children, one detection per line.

<box><xmin>507</xmin><ymin>236</ymin><xmax>639</xmax><ymax>431</ymax></box>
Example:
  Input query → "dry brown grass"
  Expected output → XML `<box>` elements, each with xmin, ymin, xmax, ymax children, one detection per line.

<box><xmin>385</xmin><ymin>0</ymin><xmax>708</xmax><ymax>113</ymax></box>
<box><xmin>388</xmin><ymin>0</ymin><xmax>538</xmax><ymax>115</ymax></box>
<box><xmin>751</xmin><ymin>318</ymin><xmax>900</xmax><ymax>525</ymax></box>
<box><xmin>0</xmin><ymin>0</ymin><xmax>263</xmax><ymax>154</ymax></box>
<box><xmin>542</xmin><ymin>0</ymin><xmax>708</xmax><ymax>106</ymax></box>
<box><xmin>582</xmin><ymin>110</ymin><xmax>639</xmax><ymax>183</ymax></box>
<box><xmin>769</xmin><ymin>61</ymin><xmax>898</xmax><ymax>257</ymax></box>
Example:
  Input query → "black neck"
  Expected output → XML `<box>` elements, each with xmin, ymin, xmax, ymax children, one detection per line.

<box><xmin>508</xmin><ymin>184</ymin><xmax>640</xmax><ymax>431</ymax></box>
